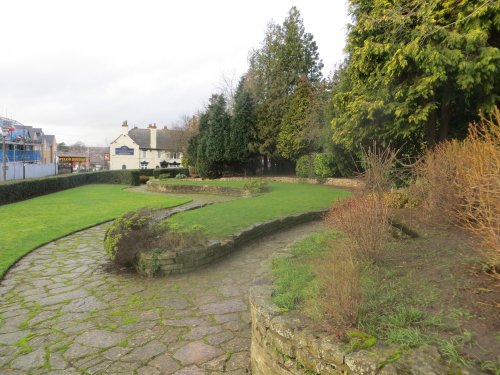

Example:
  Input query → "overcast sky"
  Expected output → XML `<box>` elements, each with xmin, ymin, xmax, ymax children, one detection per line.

<box><xmin>1</xmin><ymin>0</ymin><xmax>350</xmax><ymax>146</ymax></box>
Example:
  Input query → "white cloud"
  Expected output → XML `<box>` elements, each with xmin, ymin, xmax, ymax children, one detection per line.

<box><xmin>0</xmin><ymin>0</ymin><xmax>349</xmax><ymax>146</ymax></box>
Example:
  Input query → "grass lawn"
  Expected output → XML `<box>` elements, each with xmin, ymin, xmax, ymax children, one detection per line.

<box><xmin>165</xmin><ymin>181</ymin><xmax>351</xmax><ymax>238</ymax></box>
<box><xmin>0</xmin><ymin>184</ymin><xmax>191</xmax><ymax>279</ymax></box>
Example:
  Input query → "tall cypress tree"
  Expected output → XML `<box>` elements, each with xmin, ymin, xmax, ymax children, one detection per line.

<box><xmin>204</xmin><ymin>94</ymin><xmax>231</xmax><ymax>174</ymax></box>
<box><xmin>277</xmin><ymin>75</ymin><xmax>315</xmax><ymax>160</ymax></box>
<box><xmin>332</xmin><ymin>0</ymin><xmax>500</xmax><ymax>153</ymax></box>
<box><xmin>227</xmin><ymin>77</ymin><xmax>256</xmax><ymax>165</ymax></box>
<box><xmin>248</xmin><ymin>7</ymin><xmax>323</xmax><ymax>165</ymax></box>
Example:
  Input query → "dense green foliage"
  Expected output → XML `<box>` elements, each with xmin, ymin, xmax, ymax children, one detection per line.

<box><xmin>277</xmin><ymin>76</ymin><xmax>315</xmax><ymax>160</ymax></box>
<box><xmin>296</xmin><ymin>151</ymin><xmax>357</xmax><ymax>178</ymax></box>
<box><xmin>152</xmin><ymin>168</ymin><xmax>189</xmax><ymax>179</ymax></box>
<box><xmin>188</xmin><ymin>96</ymin><xmax>231</xmax><ymax>178</ymax></box>
<box><xmin>205</xmin><ymin>95</ymin><xmax>231</xmax><ymax>169</ymax></box>
<box><xmin>104</xmin><ymin>208</ymin><xmax>155</xmax><ymax>265</ymax></box>
<box><xmin>168</xmin><ymin>181</ymin><xmax>350</xmax><ymax>238</ymax></box>
<box><xmin>185</xmin><ymin>7</ymin><xmax>342</xmax><ymax>177</ymax></box>
<box><xmin>248</xmin><ymin>7</ymin><xmax>324</xmax><ymax>170</ymax></box>
<box><xmin>333</xmin><ymin>0</ymin><xmax>500</xmax><ymax>153</ymax></box>
<box><xmin>313</xmin><ymin>153</ymin><xmax>336</xmax><ymax>178</ymax></box>
<box><xmin>242</xmin><ymin>178</ymin><xmax>269</xmax><ymax>194</ymax></box>
<box><xmin>0</xmin><ymin>185</ymin><xmax>190</xmax><ymax>278</ymax></box>
<box><xmin>228</xmin><ymin>77</ymin><xmax>256</xmax><ymax>166</ymax></box>
<box><xmin>0</xmin><ymin>170</ymin><xmax>142</xmax><ymax>206</ymax></box>
<box><xmin>295</xmin><ymin>154</ymin><xmax>316</xmax><ymax>178</ymax></box>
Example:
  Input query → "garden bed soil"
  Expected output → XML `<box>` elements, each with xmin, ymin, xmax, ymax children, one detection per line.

<box><xmin>387</xmin><ymin>208</ymin><xmax>500</xmax><ymax>368</ymax></box>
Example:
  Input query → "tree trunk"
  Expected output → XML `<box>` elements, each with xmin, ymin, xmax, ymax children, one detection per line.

<box><xmin>438</xmin><ymin>101</ymin><xmax>450</xmax><ymax>142</ymax></box>
<box><xmin>263</xmin><ymin>154</ymin><xmax>269</xmax><ymax>175</ymax></box>
<box><xmin>425</xmin><ymin>110</ymin><xmax>438</xmax><ymax>148</ymax></box>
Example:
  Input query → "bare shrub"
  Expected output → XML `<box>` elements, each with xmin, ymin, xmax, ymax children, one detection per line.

<box><xmin>413</xmin><ymin>108</ymin><xmax>500</xmax><ymax>270</ymax></box>
<box><xmin>307</xmin><ymin>244</ymin><xmax>360</xmax><ymax>337</ymax></box>
<box><xmin>413</xmin><ymin>141</ymin><xmax>462</xmax><ymax>224</ymax></box>
<box><xmin>326</xmin><ymin>196</ymin><xmax>390</xmax><ymax>261</ymax></box>
<box><xmin>454</xmin><ymin>109</ymin><xmax>500</xmax><ymax>268</ymax></box>
<box><xmin>360</xmin><ymin>143</ymin><xmax>400</xmax><ymax>199</ymax></box>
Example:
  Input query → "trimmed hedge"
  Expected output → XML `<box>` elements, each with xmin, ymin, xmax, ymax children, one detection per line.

<box><xmin>0</xmin><ymin>170</ymin><xmax>141</xmax><ymax>206</ymax></box>
<box><xmin>152</xmin><ymin>168</ymin><xmax>189</xmax><ymax>179</ymax></box>
<box><xmin>296</xmin><ymin>152</ymin><xmax>357</xmax><ymax>178</ymax></box>
<box><xmin>314</xmin><ymin>153</ymin><xmax>336</xmax><ymax>178</ymax></box>
<box><xmin>296</xmin><ymin>154</ymin><xmax>316</xmax><ymax>178</ymax></box>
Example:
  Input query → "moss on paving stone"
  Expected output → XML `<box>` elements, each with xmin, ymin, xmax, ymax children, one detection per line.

<box><xmin>0</xmin><ymin>217</ymin><xmax>321</xmax><ymax>373</ymax></box>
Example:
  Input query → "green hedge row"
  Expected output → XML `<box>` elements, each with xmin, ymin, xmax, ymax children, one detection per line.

<box><xmin>0</xmin><ymin>170</ymin><xmax>142</xmax><ymax>206</ymax></box>
<box><xmin>296</xmin><ymin>152</ymin><xmax>356</xmax><ymax>178</ymax></box>
<box><xmin>151</xmin><ymin>168</ymin><xmax>189</xmax><ymax>179</ymax></box>
<box><xmin>135</xmin><ymin>168</ymin><xmax>189</xmax><ymax>178</ymax></box>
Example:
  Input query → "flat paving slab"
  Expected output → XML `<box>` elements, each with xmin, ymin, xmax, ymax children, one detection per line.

<box><xmin>0</xmin><ymin>208</ymin><xmax>320</xmax><ymax>374</ymax></box>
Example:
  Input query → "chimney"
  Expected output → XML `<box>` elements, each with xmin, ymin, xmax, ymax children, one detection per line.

<box><xmin>149</xmin><ymin>123</ymin><xmax>157</xmax><ymax>149</ymax></box>
<box><xmin>121</xmin><ymin>120</ymin><xmax>128</xmax><ymax>136</ymax></box>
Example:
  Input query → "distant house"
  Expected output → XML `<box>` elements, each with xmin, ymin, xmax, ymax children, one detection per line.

<box><xmin>0</xmin><ymin>117</ymin><xmax>57</xmax><ymax>181</ymax></box>
<box><xmin>109</xmin><ymin>121</ymin><xmax>185</xmax><ymax>170</ymax></box>
<box><xmin>0</xmin><ymin>118</ymin><xmax>57</xmax><ymax>164</ymax></box>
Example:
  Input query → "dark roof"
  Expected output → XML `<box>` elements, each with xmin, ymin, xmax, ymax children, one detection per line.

<box><xmin>128</xmin><ymin>128</ymin><xmax>150</xmax><ymax>148</ymax></box>
<box><xmin>157</xmin><ymin>129</ymin><xmax>185</xmax><ymax>151</ymax></box>
<box><xmin>128</xmin><ymin>128</ymin><xmax>186</xmax><ymax>151</ymax></box>
<box><xmin>44</xmin><ymin>135</ymin><xmax>55</xmax><ymax>145</ymax></box>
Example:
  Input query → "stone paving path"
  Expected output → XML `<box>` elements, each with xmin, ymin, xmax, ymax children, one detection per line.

<box><xmin>0</xmin><ymin>205</ymin><xmax>321</xmax><ymax>374</ymax></box>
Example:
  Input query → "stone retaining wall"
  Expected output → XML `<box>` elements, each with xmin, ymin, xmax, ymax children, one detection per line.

<box><xmin>249</xmin><ymin>255</ymin><xmax>477</xmax><ymax>375</ymax></box>
<box><xmin>147</xmin><ymin>180</ymin><xmax>250</xmax><ymax>196</ymax></box>
<box><xmin>218</xmin><ymin>176</ymin><xmax>362</xmax><ymax>189</ymax></box>
<box><xmin>267</xmin><ymin>176</ymin><xmax>362</xmax><ymax>189</ymax></box>
<box><xmin>136</xmin><ymin>210</ymin><xmax>325</xmax><ymax>276</ymax></box>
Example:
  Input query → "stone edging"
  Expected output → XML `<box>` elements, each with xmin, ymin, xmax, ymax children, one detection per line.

<box><xmin>249</xmin><ymin>252</ymin><xmax>476</xmax><ymax>375</ymax></box>
<box><xmin>219</xmin><ymin>176</ymin><xmax>363</xmax><ymax>189</ymax></box>
<box><xmin>146</xmin><ymin>180</ymin><xmax>251</xmax><ymax>197</ymax></box>
<box><xmin>135</xmin><ymin>210</ymin><xmax>325</xmax><ymax>276</ymax></box>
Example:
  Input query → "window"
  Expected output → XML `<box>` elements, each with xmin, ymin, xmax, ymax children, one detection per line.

<box><xmin>142</xmin><ymin>150</ymin><xmax>147</xmax><ymax>158</ymax></box>
<box><xmin>121</xmin><ymin>165</ymin><xmax>126</xmax><ymax>170</ymax></box>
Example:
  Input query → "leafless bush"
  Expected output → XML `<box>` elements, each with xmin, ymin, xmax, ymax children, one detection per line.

<box><xmin>308</xmin><ymin>244</ymin><xmax>360</xmax><ymax>337</ymax></box>
<box><xmin>413</xmin><ymin>141</ymin><xmax>462</xmax><ymax>224</ymax></box>
<box><xmin>326</xmin><ymin>196</ymin><xmax>390</xmax><ymax>261</ymax></box>
<box><xmin>454</xmin><ymin>110</ymin><xmax>500</xmax><ymax>268</ymax></box>
<box><xmin>360</xmin><ymin>143</ymin><xmax>400</xmax><ymax>200</ymax></box>
<box><xmin>414</xmin><ymin>108</ymin><xmax>500</xmax><ymax>270</ymax></box>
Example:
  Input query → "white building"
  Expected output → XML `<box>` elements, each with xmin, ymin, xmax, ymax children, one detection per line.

<box><xmin>109</xmin><ymin>121</ymin><xmax>185</xmax><ymax>170</ymax></box>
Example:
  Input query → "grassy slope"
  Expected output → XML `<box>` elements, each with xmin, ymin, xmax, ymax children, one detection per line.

<box><xmin>167</xmin><ymin>181</ymin><xmax>351</xmax><ymax>238</ymax></box>
<box><xmin>0</xmin><ymin>184</ymin><xmax>191</xmax><ymax>278</ymax></box>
